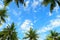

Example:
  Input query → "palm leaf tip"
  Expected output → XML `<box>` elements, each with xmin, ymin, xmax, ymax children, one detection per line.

<box><xmin>15</xmin><ymin>0</ymin><xmax>19</xmax><ymax>8</ymax></box>
<box><xmin>50</xmin><ymin>3</ymin><xmax>56</xmax><ymax>12</ymax></box>
<box><xmin>42</xmin><ymin>0</ymin><xmax>50</xmax><ymax>6</ymax></box>
<box><xmin>0</xmin><ymin>9</ymin><xmax>6</xmax><ymax>15</ymax></box>
<box><xmin>19</xmin><ymin>0</ymin><xmax>24</xmax><ymax>4</ymax></box>
<box><xmin>0</xmin><ymin>9</ymin><xmax>7</xmax><ymax>24</ymax></box>
<box><xmin>4</xmin><ymin>0</ymin><xmax>12</xmax><ymax>6</ymax></box>
<box><xmin>1</xmin><ymin>17</ymin><xmax>6</xmax><ymax>23</ymax></box>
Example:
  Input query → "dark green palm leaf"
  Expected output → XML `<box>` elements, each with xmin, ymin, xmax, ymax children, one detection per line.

<box><xmin>42</xmin><ymin>0</ymin><xmax>51</xmax><ymax>6</ymax></box>
<box><xmin>4</xmin><ymin>0</ymin><xmax>12</xmax><ymax>6</ymax></box>
<box><xmin>15</xmin><ymin>0</ymin><xmax>19</xmax><ymax>7</ymax></box>
<box><xmin>1</xmin><ymin>17</ymin><xmax>6</xmax><ymax>22</ymax></box>
<box><xmin>19</xmin><ymin>0</ymin><xmax>24</xmax><ymax>4</ymax></box>
<box><xmin>0</xmin><ymin>9</ymin><xmax>7</xmax><ymax>25</ymax></box>
<box><xmin>23</xmin><ymin>28</ymin><xmax>39</xmax><ymax>40</ymax></box>
<box><xmin>50</xmin><ymin>3</ymin><xmax>56</xmax><ymax>12</ymax></box>
<box><xmin>10</xmin><ymin>22</ymin><xmax>15</xmax><ymax>31</ymax></box>
<box><xmin>57</xmin><ymin>1</ymin><xmax>60</xmax><ymax>6</ymax></box>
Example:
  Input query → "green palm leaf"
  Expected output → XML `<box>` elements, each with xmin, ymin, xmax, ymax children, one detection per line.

<box><xmin>42</xmin><ymin>0</ymin><xmax>51</xmax><ymax>6</ymax></box>
<box><xmin>23</xmin><ymin>28</ymin><xmax>39</xmax><ymax>40</ymax></box>
<box><xmin>0</xmin><ymin>9</ymin><xmax>8</xmax><ymax>25</ymax></box>
<box><xmin>4</xmin><ymin>0</ymin><xmax>12</xmax><ymax>6</ymax></box>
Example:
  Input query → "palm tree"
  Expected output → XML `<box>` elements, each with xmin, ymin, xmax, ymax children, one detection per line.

<box><xmin>3</xmin><ymin>0</ymin><xmax>25</xmax><ymax>7</ymax></box>
<box><xmin>23</xmin><ymin>28</ymin><xmax>39</xmax><ymax>40</ymax></box>
<box><xmin>0</xmin><ymin>9</ymin><xmax>8</xmax><ymax>25</ymax></box>
<box><xmin>42</xmin><ymin>0</ymin><xmax>60</xmax><ymax>12</ymax></box>
<box><xmin>45</xmin><ymin>30</ymin><xmax>60</xmax><ymax>40</ymax></box>
<box><xmin>0</xmin><ymin>23</ymin><xmax>18</xmax><ymax>40</ymax></box>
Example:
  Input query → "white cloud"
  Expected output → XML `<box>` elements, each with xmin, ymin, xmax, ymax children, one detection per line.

<box><xmin>48</xmin><ymin>12</ymin><xmax>52</xmax><ymax>16</ymax></box>
<box><xmin>38</xmin><ymin>15</ymin><xmax>60</xmax><ymax>33</ymax></box>
<box><xmin>25</xmin><ymin>1</ymin><xmax>30</xmax><ymax>8</ymax></box>
<box><xmin>20</xmin><ymin>20</ymin><xmax>33</xmax><ymax>32</ymax></box>
<box><xmin>31</xmin><ymin>0</ymin><xmax>39</xmax><ymax>9</ymax></box>
<box><xmin>0</xmin><ymin>4</ymin><xmax>4</xmax><ymax>9</ymax></box>
<box><xmin>12</xmin><ymin>10</ymin><xmax>21</xmax><ymax>17</ymax></box>
<box><xmin>56</xmin><ymin>15</ymin><xmax>60</xmax><ymax>18</ymax></box>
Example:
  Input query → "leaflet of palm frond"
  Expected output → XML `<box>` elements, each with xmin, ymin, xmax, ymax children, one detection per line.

<box><xmin>42</xmin><ymin>0</ymin><xmax>50</xmax><ymax>6</ymax></box>
<box><xmin>4</xmin><ymin>0</ymin><xmax>12</xmax><ymax>6</ymax></box>
<box><xmin>10</xmin><ymin>23</ymin><xmax>15</xmax><ymax>31</ymax></box>
<box><xmin>19</xmin><ymin>0</ymin><xmax>24</xmax><ymax>4</ymax></box>
<box><xmin>0</xmin><ymin>32</ymin><xmax>4</xmax><ymax>38</ymax></box>
<box><xmin>57</xmin><ymin>1</ymin><xmax>60</xmax><ymax>6</ymax></box>
<box><xmin>15</xmin><ymin>0</ymin><xmax>19</xmax><ymax>8</ymax></box>
<box><xmin>1</xmin><ymin>16</ymin><xmax>6</xmax><ymax>22</ymax></box>
<box><xmin>11</xmin><ymin>32</ymin><xmax>18</xmax><ymax>40</ymax></box>
<box><xmin>50</xmin><ymin>2</ymin><xmax>56</xmax><ymax>12</ymax></box>
<box><xmin>24</xmin><ymin>3</ymin><xmax>26</xmax><ymax>7</ymax></box>
<box><xmin>0</xmin><ymin>9</ymin><xmax>6</xmax><ymax>16</ymax></box>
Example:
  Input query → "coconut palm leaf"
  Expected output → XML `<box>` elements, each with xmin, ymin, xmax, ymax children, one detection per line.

<box><xmin>0</xmin><ymin>9</ymin><xmax>8</xmax><ymax>25</ymax></box>
<box><xmin>0</xmin><ymin>23</ymin><xmax>18</xmax><ymax>40</ymax></box>
<box><xmin>4</xmin><ymin>0</ymin><xmax>12</xmax><ymax>6</ymax></box>
<box><xmin>3</xmin><ymin>0</ymin><xmax>25</xmax><ymax>7</ymax></box>
<box><xmin>45</xmin><ymin>30</ymin><xmax>60</xmax><ymax>40</ymax></box>
<box><xmin>23</xmin><ymin>28</ymin><xmax>39</xmax><ymax>40</ymax></box>
<box><xmin>42</xmin><ymin>0</ymin><xmax>60</xmax><ymax>12</ymax></box>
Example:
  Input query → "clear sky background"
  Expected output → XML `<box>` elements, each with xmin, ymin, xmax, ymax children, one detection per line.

<box><xmin>0</xmin><ymin>0</ymin><xmax>60</xmax><ymax>40</ymax></box>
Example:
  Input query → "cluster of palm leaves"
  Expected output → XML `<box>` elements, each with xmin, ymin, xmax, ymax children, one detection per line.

<box><xmin>0</xmin><ymin>0</ymin><xmax>60</xmax><ymax>25</ymax></box>
<box><xmin>23</xmin><ymin>28</ymin><xmax>39</xmax><ymax>40</ymax></box>
<box><xmin>4</xmin><ymin>0</ymin><xmax>25</xmax><ymax>7</ymax></box>
<box><xmin>0</xmin><ymin>23</ymin><xmax>18</xmax><ymax>40</ymax></box>
<box><xmin>0</xmin><ymin>24</ymin><xmax>39</xmax><ymax>40</ymax></box>
<box><xmin>0</xmin><ymin>0</ymin><xmax>60</xmax><ymax>40</ymax></box>
<box><xmin>0</xmin><ymin>9</ymin><xmax>8</xmax><ymax>25</ymax></box>
<box><xmin>42</xmin><ymin>0</ymin><xmax>60</xmax><ymax>12</ymax></box>
<box><xmin>0</xmin><ymin>0</ymin><xmax>25</xmax><ymax>25</ymax></box>
<box><xmin>45</xmin><ymin>31</ymin><xmax>60</xmax><ymax>40</ymax></box>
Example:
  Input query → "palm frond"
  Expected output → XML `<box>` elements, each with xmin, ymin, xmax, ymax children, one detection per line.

<box><xmin>42</xmin><ymin>0</ymin><xmax>51</xmax><ymax>6</ymax></box>
<box><xmin>4</xmin><ymin>0</ymin><xmax>12</xmax><ymax>6</ymax></box>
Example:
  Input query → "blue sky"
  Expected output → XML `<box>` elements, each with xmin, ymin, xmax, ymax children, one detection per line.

<box><xmin>0</xmin><ymin>0</ymin><xmax>60</xmax><ymax>40</ymax></box>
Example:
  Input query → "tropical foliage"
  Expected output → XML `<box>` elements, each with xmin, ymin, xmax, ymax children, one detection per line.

<box><xmin>0</xmin><ymin>0</ymin><xmax>60</xmax><ymax>40</ymax></box>
<box><xmin>0</xmin><ymin>9</ymin><xmax>7</xmax><ymax>25</ymax></box>
<box><xmin>42</xmin><ymin>0</ymin><xmax>60</xmax><ymax>12</ymax></box>
<box><xmin>23</xmin><ymin>28</ymin><xmax>39</xmax><ymax>40</ymax></box>
<box><xmin>4</xmin><ymin>0</ymin><xmax>25</xmax><ymax>7</ymax></box>
<box><xmin>45</xmin><ymin>30</ymin><xmax>60</xmax><ymax>40</ymax></box>
<box><xmin>0</xmin><ymin>23</ymin><xmax>18</xmax><ymax>40</ymax></box>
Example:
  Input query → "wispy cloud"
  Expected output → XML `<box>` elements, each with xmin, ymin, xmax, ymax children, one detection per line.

<box><xmin>20</xmin><ymin>20</ymin><xmax>33</xmax><ymax>32</ymax></box>
<box><xmin>0</xmin><ymin>4</ymin><xmax>4</xmax><ymax>9</ymax></box>
<box><xmin>25</xmin><ymin>1</ymin><xmax>30</xmax><ymax>8</ymax></box>
<box><xmin>31</xmin><ymin>0</ymin><xmax>39</xmax><ymax>9</ymax></box>
<box><xmin>48</xmin><ymin>12</ymin><xmax>52</xmax><ymax>16</ymax></box>
<box><xmin>38</xmin><ymin>15</ymin><xmax>60</xmax><ymax>33</ymax></box>
<box><xmin>12</xmin><ymin>10</ymin><xmax>21</xmax><ymax>17</ymax></box>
